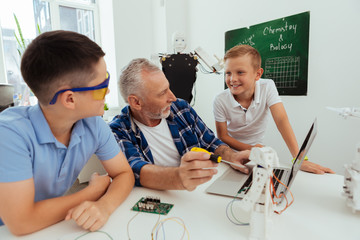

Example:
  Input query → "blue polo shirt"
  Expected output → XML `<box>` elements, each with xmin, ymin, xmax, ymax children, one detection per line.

<box><xmin>0</xmin><ymin>104</ymin><xmax>120</xmax><ymax>226</ymax></box>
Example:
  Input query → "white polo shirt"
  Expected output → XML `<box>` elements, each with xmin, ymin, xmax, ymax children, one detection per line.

<box><xmin>213</xmin><ymin>78</ymin><xmax>281</xmax><ymax>145</ymax></box>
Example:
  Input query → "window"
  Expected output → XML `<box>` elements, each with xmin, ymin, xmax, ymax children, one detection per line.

<box><xmin>0</xmin><ymin>0</ymin><xmax>100</xmax><ymax>106</ymax></box>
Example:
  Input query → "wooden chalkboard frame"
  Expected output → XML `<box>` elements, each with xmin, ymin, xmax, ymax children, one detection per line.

<box><xmin>225</xmin><ymin>11</ymin><xmax>310</xmax><ymax>95</ymax></box>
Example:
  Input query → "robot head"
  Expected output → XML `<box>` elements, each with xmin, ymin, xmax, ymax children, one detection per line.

<box><xmin>172</xmin><ymin>31</ymin><xmax>186</xmax><ymax>53</ymax></box>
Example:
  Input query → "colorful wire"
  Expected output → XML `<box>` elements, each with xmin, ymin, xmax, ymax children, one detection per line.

<box><xmin>127</xmin><ymin>211</ymin><xmax>140</xmax><ymax>240</ymax></box>
<box><xmin>225</xmin><ymin>188</ymin><xmax>250</xmax><ymax>226</ymax></box>
<box><xmin>152</xmin><ymin>217</ymin><xmax>189</xmax><ymax>240</ymax></box>
<box><xmin>73</xmin><ymin>230</ymin><xmax>113</xmax><ymax>240</ymax></box>
<box><xmin>270</xmin><ymin>171</ymin><xmax>294</xmax><ymax>214</ymax></box>
<box><xmin>151</xmin><ymin>213</ymin><xmax>165</xmax><ymax>240</ymax></box>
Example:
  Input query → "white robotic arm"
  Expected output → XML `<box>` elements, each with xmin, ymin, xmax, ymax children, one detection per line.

<box><xmin>327</xmin><ymin>106</ymin><xmax>360</xmax><ymax>119</ymax></box>
<box><xmin>240</xmin><ymin>147</ymin><xmax>280</xmax><ymax>240</ymax></box>
<box><xmin>194</xmin><ymin>46</ymin><xmax>223</xmax><ymax>73</ymax></box>
<box><xmin>327</xmin><ymin>106</ymin><xmax>360</xmax><ymax>212</ymax></box>
<box><xmin>343</xmin><ymin>142</ymin><xmax>360</xmax><ymax>212</ymax></box>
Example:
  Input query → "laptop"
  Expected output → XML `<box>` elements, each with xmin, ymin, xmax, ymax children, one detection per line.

<box><xmin>206</xmin><ymin>119</ymin><xmax>318</xmax><ymax>204</ymax></box>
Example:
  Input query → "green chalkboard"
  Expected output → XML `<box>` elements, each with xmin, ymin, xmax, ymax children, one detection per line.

<box><xmin>225</xmin><ymin>12</ymin><xmax>310</xmax><ymax>95</ymax></box>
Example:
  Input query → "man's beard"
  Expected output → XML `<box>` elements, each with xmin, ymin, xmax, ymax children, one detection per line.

<box><xmin>145</xmin><ymin>105</ymin><xmax>171</xmax><ymax>119</ymax></box>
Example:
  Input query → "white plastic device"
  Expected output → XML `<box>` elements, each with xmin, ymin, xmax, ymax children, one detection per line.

<box><xmin>194</xmin><ymin>46</ymin><xmax>223</xmax><ymax>72</ymax></box>
<box><xmin>326</xmin><ymin>106</ymin><xmax>360</xmax><ymax>119</ymax></box>
<box><xmin>343</xmin><ymin>142</ymin><xmax>360</xmax><ymax>212</ymax></box>
<box><xmin>240</xmin><ymin>147</ymin><xmax>280</xmax><ymax>240</ymax></box>
<box><xmin>327</xmin><ymin>106</ymin><xmax>360</xmax><ymax>212</ymax></box>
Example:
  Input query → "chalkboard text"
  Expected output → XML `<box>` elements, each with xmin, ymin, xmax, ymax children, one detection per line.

<box><xmin>270</xmin><ymin>42</ymin><xmax>293</xmax><ymax>52</ymax></box>
<box><xmin>239</xmin><ymin>34</ymin><xmax>255</xmax><ymax>46</ymax></box>
<box><xmin>263</xmin><ymin>21</ymin><xmax>297</xmax><ymax>36</ymax></box>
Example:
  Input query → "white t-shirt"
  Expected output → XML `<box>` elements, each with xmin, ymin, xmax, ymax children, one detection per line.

<box><xmin>213</xmin><ymin>78</ymin><xmax>281</xmax><ymax>145</ymax></box>
<box><xmin>133</xmin><ymin>118</ymin><xmax>180</xmax><ymax>167</ymax></box>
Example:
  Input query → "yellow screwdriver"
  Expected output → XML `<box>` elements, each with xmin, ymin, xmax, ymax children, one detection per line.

<box><xmin>191</xmin><ymin>147</ymin><xmax>246</xmax><ymax>169</ymax></box>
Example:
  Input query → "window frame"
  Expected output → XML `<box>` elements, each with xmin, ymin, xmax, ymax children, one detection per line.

<box><xmin>0</xmin><ymin>18</ymin><xmax>7</xmax><ymax>84</ymax></box>
<box><xmin>0</xmin><ymin>0</ymin><xmax>101</xmax><ymax>85</ymax></box>
<box><xmin>46</xmin><ymin>0</ymin><xmax>101</xmax><ymax>45</ymax></box>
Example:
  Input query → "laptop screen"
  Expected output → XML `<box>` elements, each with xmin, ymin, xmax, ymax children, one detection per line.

<box><xmin>286</xmin><ymin>119</ymin><xmax>317</xmax><ymax>186</ymax></box>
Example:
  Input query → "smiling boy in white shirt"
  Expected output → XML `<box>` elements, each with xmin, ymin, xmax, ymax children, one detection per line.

<box><xmin>213</xmin><ymin>44</ymin><xmax>334</xmax><ymax>174</ymax></box>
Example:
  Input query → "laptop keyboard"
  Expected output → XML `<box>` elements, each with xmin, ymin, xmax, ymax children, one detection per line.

<box><xmin>237</xmin><ymin>168</ymin><xmax>285</xmax><ymax>194</ymax></box>
<box><xmin>273</xmin><ymin>169</ymin><xmax>285</xmax><ymax>191</ymax></box>
<box><xmin>238</xmin><ymin>172</ymin><xmax>253</xmax><ymax>193</ymax></box>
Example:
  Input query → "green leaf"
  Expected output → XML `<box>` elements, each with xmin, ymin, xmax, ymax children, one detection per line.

<box><xmin>13</xmin><ymin>13</ymin><xmax>26</xmax><ymax>56</ymax></box>
<box><xmin>37</xmin><ymin>23</ymin><xmax>41</xmax><ymax>35</ymax></box>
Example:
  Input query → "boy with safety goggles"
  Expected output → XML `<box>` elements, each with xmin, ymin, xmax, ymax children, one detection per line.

<box><xmin>0</xmin><ymin>30</ymin><xmax>134</xmax><ymax>235</ymax></box>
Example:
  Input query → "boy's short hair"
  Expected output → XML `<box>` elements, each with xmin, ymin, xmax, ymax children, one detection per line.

<box><xmin>224</xmin><ymin>45</ymin><xmax>261</xmax><ymax>70</ymax></box>
<box><xmin>21</xmin><ymin>30</ymin><xmax>105</xmax><ymax>105</ymax></box>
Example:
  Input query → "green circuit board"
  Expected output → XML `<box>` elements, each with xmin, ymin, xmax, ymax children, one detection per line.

<box><xmin>131</xmin><ymin>197</ymin><xmax>174</xmax><ymax>215</ymax></box>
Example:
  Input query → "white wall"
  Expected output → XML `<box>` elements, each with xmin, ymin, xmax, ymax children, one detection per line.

<box><xmin>111</xmin><ymin>0</ymin><xmax>155</xmax><ymax>108</ymax></box>
<box><xmin>98</xmin><ymin>0</ymin><xmax>118</xmax><ymax>109</ymax></box>
<box><xmin>109</xmin><ymin>0</ymin><xmax>360</xmax><ymax>175</ymax></box>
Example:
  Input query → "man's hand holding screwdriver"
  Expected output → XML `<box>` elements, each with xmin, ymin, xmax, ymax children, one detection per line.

<box><xmin>178</xmin><ymin>146</ymin><xmax>250</xmax><ymax>191</ymax></box>
<box><xmin>191</xmin><ymin>147</ymin><xmax>251</xmax><ymax>174</ymax></box>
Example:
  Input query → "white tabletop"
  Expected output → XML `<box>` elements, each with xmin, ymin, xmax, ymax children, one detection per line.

<box><xmin>1</xmin><ymin>164</ymin><xmax>359</xmax><ymax>240</ymax></box>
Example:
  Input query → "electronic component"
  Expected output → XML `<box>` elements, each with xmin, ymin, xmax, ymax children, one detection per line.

<box><xmin>131</xmin><ymin>196</ymin><xmax>174</xmax><ymax>215</ymax></box>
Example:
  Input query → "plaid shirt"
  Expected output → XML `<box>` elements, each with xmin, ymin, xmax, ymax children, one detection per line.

<box><xmin>109</xmin><ymin>99</ymin><xmax>226</xmax><ymax>186</ymax></box>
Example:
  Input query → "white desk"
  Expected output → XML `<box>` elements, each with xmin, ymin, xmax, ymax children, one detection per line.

<box><xmin>1</xmin><ymin>165</ymin><xmax>359</xmax><ymax>240</ymax></box>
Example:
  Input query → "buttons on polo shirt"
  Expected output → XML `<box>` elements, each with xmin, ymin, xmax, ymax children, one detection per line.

<box><xmin>239</xmin><ymin>105</ymin><xmax>248</xmax><ymax>113</ymax></box>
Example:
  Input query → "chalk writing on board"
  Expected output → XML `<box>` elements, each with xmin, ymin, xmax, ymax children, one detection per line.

<box><xmin>238</xmin><ymin>34</ymin><xmax>255</xmax><ymax>46</ymax></box>
<box><xmin>263</xmin><ymin>22</ymin><xmax>297</xmax><ymax>35</ymax></box>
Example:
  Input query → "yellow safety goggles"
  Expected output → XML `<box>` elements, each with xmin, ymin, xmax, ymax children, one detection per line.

<box><xmin>49</xmin><ymin>72</ymin><xmax>110</xmax><ymax>104</ymax></box>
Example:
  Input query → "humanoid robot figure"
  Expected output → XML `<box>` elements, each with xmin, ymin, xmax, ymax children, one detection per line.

<box><xmin>153</xmin><ymin>31</ymin><xmax>223</xmax><ymax>104</ymax></box>
<box><xmin>160</xmin><ymin>31</ymin><xmax>198</xmax><ymax>103</ymax></box>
